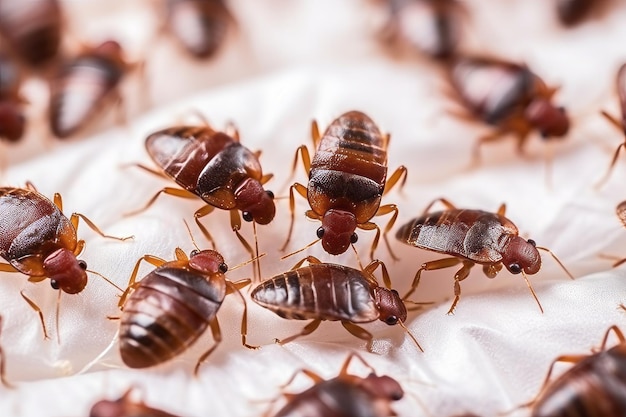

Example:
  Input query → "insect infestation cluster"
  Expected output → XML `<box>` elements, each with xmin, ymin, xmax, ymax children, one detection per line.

<box><xmin>1</xmin><ymin>1</ymin><xmax>626</xmax><ymax>417</ymax></box>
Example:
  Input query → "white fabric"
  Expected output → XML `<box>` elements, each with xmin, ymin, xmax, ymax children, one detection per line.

<box><xmin>2</xmin><ymin>0</ymin><xmax>626</xmax><ymax>416</ymax></box>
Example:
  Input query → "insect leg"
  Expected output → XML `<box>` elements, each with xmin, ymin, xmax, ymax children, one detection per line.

<box><xmin>194</xmin><ymin>317</ymin><xmax>222</xmax><ymax>376</ymax></box>
<box><xmin>448</xmin><ymin>260</ymin><xmax>475</xmax><ymax>314</ymax></box>
<box><xmin>20</xmin><ymin>291</ymin><xmax>49</xmax><ymax>340</ymax></box>
<box><xmin>124</xmin><ymin>187</ymin><xmax>197</xmax><ymax>217</ymax></box>
<box><xmin>382</xmin><ymin>165</ymin><xmax>408</xmax><ymax>196</ymax></box>
<box><xmin>0</xmin><ymin>263</ymin><xmax>19</xmax><ymax>273</ymax></box>
<box><xmin>274</xmin><ymin>319</ymin><xmax>322</xmax><ymax>345</ymax></box>
<box><xmin>121</xmin><ymin>163</ymin><xmax>169</xmax><ymax>179</ymax></box>
<box><xmin>261</xmin><ymin>368</ymin><xmax>325</xmax><ymax>417</ymax></box>
<box><xmin>229</xmin><ymin>210</ymin><xmax>257</xmax><ymax>280</ymax></box>
<box><xmin>341</xmin><ymin>321</ymin><xmax>374</xmax><ymax>352</ymax></box>
<box><xmin>118</xmin><ymin>255</ymin><xmax>167</xmax><ymax>308</ymax></box>
<box><xmin>594</xmin><ymin>139</ymin><xmax>625</xmax><ymax>189</ymax></box>
<box><xmin>470</xmin><ymin>129</ymin><xmax>506</xmax><ymax>167</ymax></box>
<box><xmin>290</xmin><ymin>256</ymin><xmax>323</xmax><ymax>270</ymax></box>
<box><xmin>70</xmin><ymin>213</ymin><xmax>134</xmax><ymax>241</ymax></box>
<box><xmin>420</xmin><ymin>197</ymin><xmax>457</xmax><ymax>215</ymax></box>
<box><xmin>279</xmin><ymin>182</ymin><xmax>308</xmax><ymax>252</ymax></box>
<box><xmin>402</xmin><ymin>257</ymin><xmax>462</xmax><ymax>300</ymax></box>
<box><xmin>363</xmin><ymin>259</ymin><xmax>391</xmax><ymax>289</ymax></box>
<box><xmin>194</xmin><ymin>204</ymin><xmax>216</xmax><ymax>249</ymax></box>
<box><xmin>373</xmin><ymin>203</ymin><xmax>401</xmax><ymax>260</ymax></box>
<box><xmin>596</xmin><ymin>325</ymin><xmax>625</xmax><ymax>350</ymax></box>
<box><xmin>338</xmin><ymin>352</ymin><xmax>376</xmax><ymax>376</ymax></box>
<box><xmin>226</xmin><ymin>280</ymin><xmax>260</xmax><ymax>350</ymax></box>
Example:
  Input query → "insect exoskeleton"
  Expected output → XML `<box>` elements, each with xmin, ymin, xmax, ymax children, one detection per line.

<box><xmin>395</xmin><ymin>198</ymin><xmax>573</xmax><ymax>314</ymax></box>
<box><xmin>282</xmin><ymin>110</ymin><xmax>407</xmax><ymax>260</ymax></box>
<box><xmin>89</xmin><ymin>387</ymin><xmax>181</xmax><ymax>417</ymax></box>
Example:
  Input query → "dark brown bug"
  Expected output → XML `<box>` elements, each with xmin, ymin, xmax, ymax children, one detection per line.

<box><xmin>89</xmin><ymin>388</ymin><xmax>180</xmax><ymax>417</ymax></box>
<box><xmin>516</xmin><ymin>325</ymin><xmax>626</xmax><ymax>416</ymax></box>
<box><xmin>448</xmin><ymin>56</ymin><xmax>569</xmax><ymax>163</ymax></box>
<box><xmin>396</xmin><ymin>198</ymin><xmax>573</xmax><ymax>314</ymax></box>
<box><xmin>0</xmin><ymin>185</ymin><xmax>131</xmax><ymax>338</ymax></box>
<box><xmin>0</xmin><ymin>0</ymin><xmax>62</xmax><ymax>67</ymax></box>
<box><xmin>282</xmin><ymin>111</ymin><xmax>406</xmax><ymax>259</ymax></box>
<box><xmin>381</xmin><ymin>0</ymin><xmax>465</xmax><ymax>60</ymax></box>
<box><xmin>251</xmin><ymin>256</ymin><xmax>423</xmax><ymax>351</ymax></box>
<box><xmin>594</xmin><ymin>63</ymin><xmax>626</xmax><ymax>189</ymax></box>
<box><xmin>118</xmin><ymin>247</ymin><xmax>257</xmax><ymax>374</ymax></box>
<box><xmin>556</xmin><ymin>0</ymin><xmax>608</xmax><ymax>26</ymax></box>
<box><xmin>128</xmin><ymin>124</ymin><xmax>275</xmax><ymax>274</ymax></box>
<box><xmin>164</xmin><ymin>0</ymin><xmax>233</xmax><ymax>59</ymax></box>
<box><xmin>264</xmin><ymin>353</ymin><xmax>404</xmax><ymax>417</ymax></box>
<box><xmin>0</xmin><ymin>53</ymin><xmax>26</xmax><ymax>143</ymax></box>
<box><xmin>49</xmin><ymin>40</ymin><xmax>133</xmax><ymax>139</ymax></box>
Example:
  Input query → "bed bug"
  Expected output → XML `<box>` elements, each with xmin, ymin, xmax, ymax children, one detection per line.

<box><xmin>515</xmin><ymin>325</ymin><xmax>626</xmax><ymax>416</ymax></box>
<box><xmin>263</xmin><ymin>353</ymin><xmax>404</xmax><ymax>417</ymax></box>
<box><xmin>0</xmin><ymin>0</ymin><xmax>62</xmax><ymax>67</ymax></box>
<box><xmin>556</xmin><ymin>0</ymin><xmax>608</xmax><ymax>26</ymax></box>
<box><xmin>0</xmin><ymin>185</ymin><xmax>131</xmax><ymax>339</ymax></box>
<box><xmin>163</xmin><ymin>0</ymin><xmax>233</xmax><ymax>59</ymax></box>
<box><xmin>127</xmin><ymin>123</ymin><xmax>275</xmax><ymax>277</ymax></box>
<box><xmin>49</xmin><ymin>40</ymin><xmax>134</xmax><ymax>139</ymax></box>
<box><xmin>396</xmin><ymin>198</ymin><xmax>573</xmax><ymax>314</ymax></box>
<box><xmin>594</xmin><ymin>63</ymin><xmax>626</xmax><ymax>189</ymax></box>
<box><xmin>381</xmin><ymin>0</ymin><xmax>465</xmax><ymax>60</ymax></box>
<box><xmin>0</xmin><ymin>53</ymin><xmax>26</xmax><ymax>143</ymax></box>
<box><xmin>118</xmin><ymin>246</ymin><xmax>258</xmax><ymax>374</ymax></box>
<box><xmin>251</xmin><ymin>256</ymin><xmax>423</xmax><ymax>351</ymax></box>
<box><xmin>448</xmin><ymin>56</ymin><xmax>569</xmax><ymax>163</ymax></box>
<box><xmin>281</xmin><ymin>111</ymin><xmax>407</xmax><ymax>260</ymax></box>
<box><xmin>89</xmin><ymin>388</ymin><xmax>180</xmax><ymax>417</ymax></box>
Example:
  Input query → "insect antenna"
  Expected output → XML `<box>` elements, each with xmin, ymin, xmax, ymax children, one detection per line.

<box><xmin>253</xmin><ymin>220</ymin><xmax>261</xmax><ymax>280</ymax></box>
<box><xmin>521</xmin><ymin>271</ymin><xmax>544</xmax><ymax>314</ymax></box>
<box><xmin>535</xmin><ymin>246</ymin><xmax>574</xmax><ymax>280</ymax></box>
<box><xmin>87</xmin><ymin>269</ymin><xmax>124</xmax><ymax>293</ymax></box>
<box><xmin>280</xmin><ymin>239</ymin><xmax>321</xmax><ymax>260</ymax></box>
<box><xmin>351</xmin><ymin>243</ymin><xmax>364</xmax><ymax>271</ymax></box>
<box><xmin>55</xmin><ymin>290</ymin><xmax>62</xmax><ymax>345</ymax></box>
<box><xmin>183</xmin><ymin>219</ymin><xmax>200</xmax><ymax>251</ymax></box>
<box><xmin>398</xmin><ymin>320</ymin><xmax>424</xmax><ymax>352</ymax></box>
<box><xmin>229</xmin><ymin>252</ymin><xmax>267</xmax><ymax>272</ymax></box>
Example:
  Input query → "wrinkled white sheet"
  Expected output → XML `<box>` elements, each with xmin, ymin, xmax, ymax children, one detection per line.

<box><xmin>2</xmin><ymin>0</ymin><xmax>626</xmax><ymax>416</ymax></box>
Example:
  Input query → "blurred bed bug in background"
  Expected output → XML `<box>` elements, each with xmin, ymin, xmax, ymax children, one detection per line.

<box><xmin>0</xmin><ymin>185</ymin><xmax>132</xmax><ymax>339</ymax></box>
<box><xmin>556</xmin><ymin>0</ymin><xmax>607</xmax><ymax>26</ymax></box>
<box><xmin>117</xmin><ymin>246</ymin><xmax>258</xmax><ymax>374</ymax></box>
<box><xmin>281</xmin><ymin>110</ymin><xmax>407</xmax><ymax>260</ymax></box>
<box><xmin>49</xmin><ymin>40</ymin><xmax>135</xmax><ymax>139</ymax></box>
<box><xmin>162</xmin><ymin>0</ymin><xmax>234</xmax><ymax>59</ymax></box>
<box><xmin>89</xmin><ymin>387</ymin><xmax>181</xmax><ymax>417</ymax></box>
<box><xmin>0</xmin><ymin>0</ymin><xmax>62</xmax><ymax>68</ymax></box>
<box><xmin>251</xmin><ymin>256</ymin><xmax>424</xmax><ymax>352</ymax></box>
<box><xmin>396</xmin><ymin>198</ymin><xmax>574</xmax><ymax>314</ymax></box>
<box><xmin>0</xmin><ymin>53</ymin><xmax>27</xmax><ymax>144</ymax></box>
<box><xmin>263</xmin><ymin>353</ymin><xmax>404</xmax><ymax>417</ymax></box>
<box><xmin>594</xmin><ymin>63</ymin><xmax>626</xmax><ymax>189</ymax></box>
<box><xmin>447</xmin><ymin>55</ymin><xmax>570</xmax><ymax>164</ymax></box>
<box><xmin>380</xmin><ymin>0</ymin><xmax>465</xmax><ymax>60</ymax></box>
<box><xmin>127</xmin><ymin>123</ymin><xmax>275</xmax><ymax>279</ymax></box>
<box><xmin>514</xmin><ymin>325</ymin><xmax>626</xmax><ymax>416</ymax></box>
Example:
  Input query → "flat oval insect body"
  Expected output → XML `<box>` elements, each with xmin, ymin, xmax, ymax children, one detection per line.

<box><xmin>90</xmin><ymin>389</ymin><xmax>181</xmax><ymax>417</ymax></box>
<box><xmin>0</xmin><ymin>0</ymin><xmax>62</xmax><ymax>67</ymax></box>
<box><xmin>0</xmin><ymin>54</ymin><xmax>25</xmax><ymax>142</ymax></box>
<box><xmin>165</xmin><ymin>0</ymin><xmax>232</xmax><ymax>59</ymax></box>
<box><xmin>49</xmin><ymin>40</ymin><xmax>130</xmax><ymax>139</ymax></box>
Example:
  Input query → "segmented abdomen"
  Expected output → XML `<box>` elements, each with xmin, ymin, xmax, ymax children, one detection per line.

<box><xmin>251</xmin><ymin>263</ymin><xmax>378</xmax><ymax>323</ymax></box>
<box><xmin>119</xmin><ymin>266</ymin><xmax>225</xmax><ymax>368</ymax></box>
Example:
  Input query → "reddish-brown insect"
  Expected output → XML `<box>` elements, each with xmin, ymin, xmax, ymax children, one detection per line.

<box><xmin>164</xmin><ymin>0</ymin><xmax>233</xmax><ymax>59</ymax></box>
<box><xmin>556</xmin><ymin>0</ymin><xmax>607</xmax><ymax>26</ymax></box>
<box><xmin>251</xmin><ymin>256</ymin><xmax>423</xmax><ymax>351</ymax></box>
<box><xmin>395</xmin><ymin>198</ymin><xmax>573</xmax><ymax>314</ymax></box>
<box><xmin>594</xmin><ymin>63</ymin><xmax>626</xmax><ymax>189</ymax></box>
<box><xmin>448</xmin><ymin>56</ymin><xmax>569</xmax><ymax>163</ymax></box>
<box><xmin>128</xmin><ymin>124</ymin><xmax>275</xmax><ymax>274</ymax></box>
<box><xmin>0</xmin><ymin>185</ymin><xmax>131</xmax><ymax>338</ymax></box>
<box><xmin>264</xmin><ymin>353</ymin><xmax>404</xmax><ymax>417</ymax></box>
<box><xmin>0</xmin><ymin>0</ymin><xmax>62</xmax><ymax>67</ymax></box>
<box><xmin>0</xmin><ymin>53</ymin><xmax>26</xmax><ymax>143</ymax></box>
<box><xmin>517</xmin><ymin>325</ymin><xmax>626</xmax><ymax>416</ymax></box>
<box><xmin>89</xmin><ymin>388</ymin><xmax>180</xmax><ymax>417</ymax></box>
<box><xmin>118</xmin><ymin>247</ymin><xmax>257</xmax><ymax>374</ymax></box>
<box><xmin>282</xmin><ymin>111</ymin><xmax>406</xmax><ymax>259</ymax></box>
<box><xmin>381</xmin><ymin>0</ymin><xmax>465</xmax><ymax>59</ymax></box>
<box><xmin>49</xmin><ymin>40</ymin><xmax>133</xmax><ymax>139</ymax></box>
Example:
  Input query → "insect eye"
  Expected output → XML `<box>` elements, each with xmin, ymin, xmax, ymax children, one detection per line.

<box><xmin>316</xmin><ymin>227</ymin><xmax>324</xmax><ymax>238</ymax></box>
<box><xmin>190</xmin><ymin>249</ymin><xmax>200</xmax><ymax>257</ymax></box>
<box><xmin>78</xmin><ymin>260</ymin><xmax>87</xmax><ymax>270</ymax></box>
<box><xmin>350</xmin><ymin>233</ymin><xmax>358</xmax><ymax>244</ymax></box>
<box><xmin>385</xmin><ymin>316</ymin><xmax>398</xmax><ymax>325</ymax></box>
<box><xmin>266</xmin><ymin>190</ymin><xmax>274</xmax><ymax>199</ymax></box>
<box><xmin>219</xmin><ymin>263</ymin><xmax>228</xmax><ymax>273</ymax></box>
<box><xmin>508</xmin><ymin>263</ymin><xmax>522</xmax><ymax>274</ymax></box>
<box><xmin>242</xmin><ymin>212</ymin><xmax>253</xmax><ymax>222</ymax></box>
<box><xmin>50</xmin><ymin>280</ymin><xmax>60</xmax><ymax>290</ymax></box>
<box><xmin>528</xmin><ymin>239</ymin><xmax>536</xmax><ymax>247</ymax></box>
<box><xmin>391</xmin><ymin>289</ymin><xmax>399</xmax><ymax>296</ymax></box>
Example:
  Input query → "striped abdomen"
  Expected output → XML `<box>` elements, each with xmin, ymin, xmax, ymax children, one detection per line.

<box><xmin>395</xmin><ymin>209</ymin><xmax>519</xmax><ymax>264</ymax></box>
<box><xmin>119</xmin><ymin>266</ymin><xmax>226</xmax><ymax>368</ymax></box>
<box><xmin>532</xmin><ymin>344</ymin><xmax>626</xmax><ymax>416</ymax></box>
<box><xmin>309</xmin><ymin>111</ymin><xmax>388</xmax><ymax>222</ymax></box>
<box><xmin>251</xmin><ymin>263</ymin><xmax>378</xmax><ymax>323</ymax></box>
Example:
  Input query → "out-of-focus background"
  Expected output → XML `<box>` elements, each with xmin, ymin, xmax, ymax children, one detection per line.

<box><xmin>1</xmin><ymin>0</ymin><xmax>626</xmax><ymax>416</ymax></box>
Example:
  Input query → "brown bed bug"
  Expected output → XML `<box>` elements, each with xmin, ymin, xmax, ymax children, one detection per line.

<box><xmin>0</xmin><ymin>185</ymin><xmax>131</xmax><ymax>339</ymax></box>
<box><xmin>89</xmin><ymin>388</ymin><xmax>180</xmax><ymax>417</ymax></box>
<box><xmin>281</xmin><ymin>111</ymin><xmax>407</xmax><ymax>260</ymax></box>
<box><xmin>0</xmin><ymin>53</ymin><xmax>26</xmax><ymax>143</ymax></box>
<box><xmin>448</xmin><ymin>56</ymin><xmax>569</xmax><ymax>163</ymax></box>
<box><xmin>164</xmin><ymin>0</ymin><xmax>233</xmax><ymax>59</ymax></box>
<box><xmin>556</xmin><ymin>0</ymin><xmax>608</xmax><ymax>26</ymax></box>
<box><xmin>49</xmin><ymin>40</ymin><xmax>134</xmax><ymax>139</ymax></box>
<box><xmin>0</xmin><ymin>0</ymin><xmax>62</xmax><ymax>67</ymax></box>
<box><xmin>594</xmin><ymin>63</ymin><xmax>626</xmax><ymax>189</ymax></box>
<box><xmin>251</xmin><ymin>256</ymin><xmax>423</xmax><ymax>351</ymax></box>
<box><xmin>381</xmin><ymin>0</ymin><xmax>465</xmax><ymax>60</ymax></box>
<box><xmin>396</xmin><ymin>198</ymin><xmax>573</xmax><ymax>314</ymax></box>
<box><xmin>117</xmin><ymin>246</ymin><xmax>258</xmax><ymax>374</ymax></box>
<box><xmin>515</xmin><ymin>325</ymin><xmax>626</xmax><ymax>416</ymax></box>
<box><xmin>127</xmin><ymin>123</ymin><xmax>275</xmax><ymax>277</ymax></box>
<box><xmin>263</xmin><ymin>353</ymin><xmax>404</xmax><ymax>417</ymax></box>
